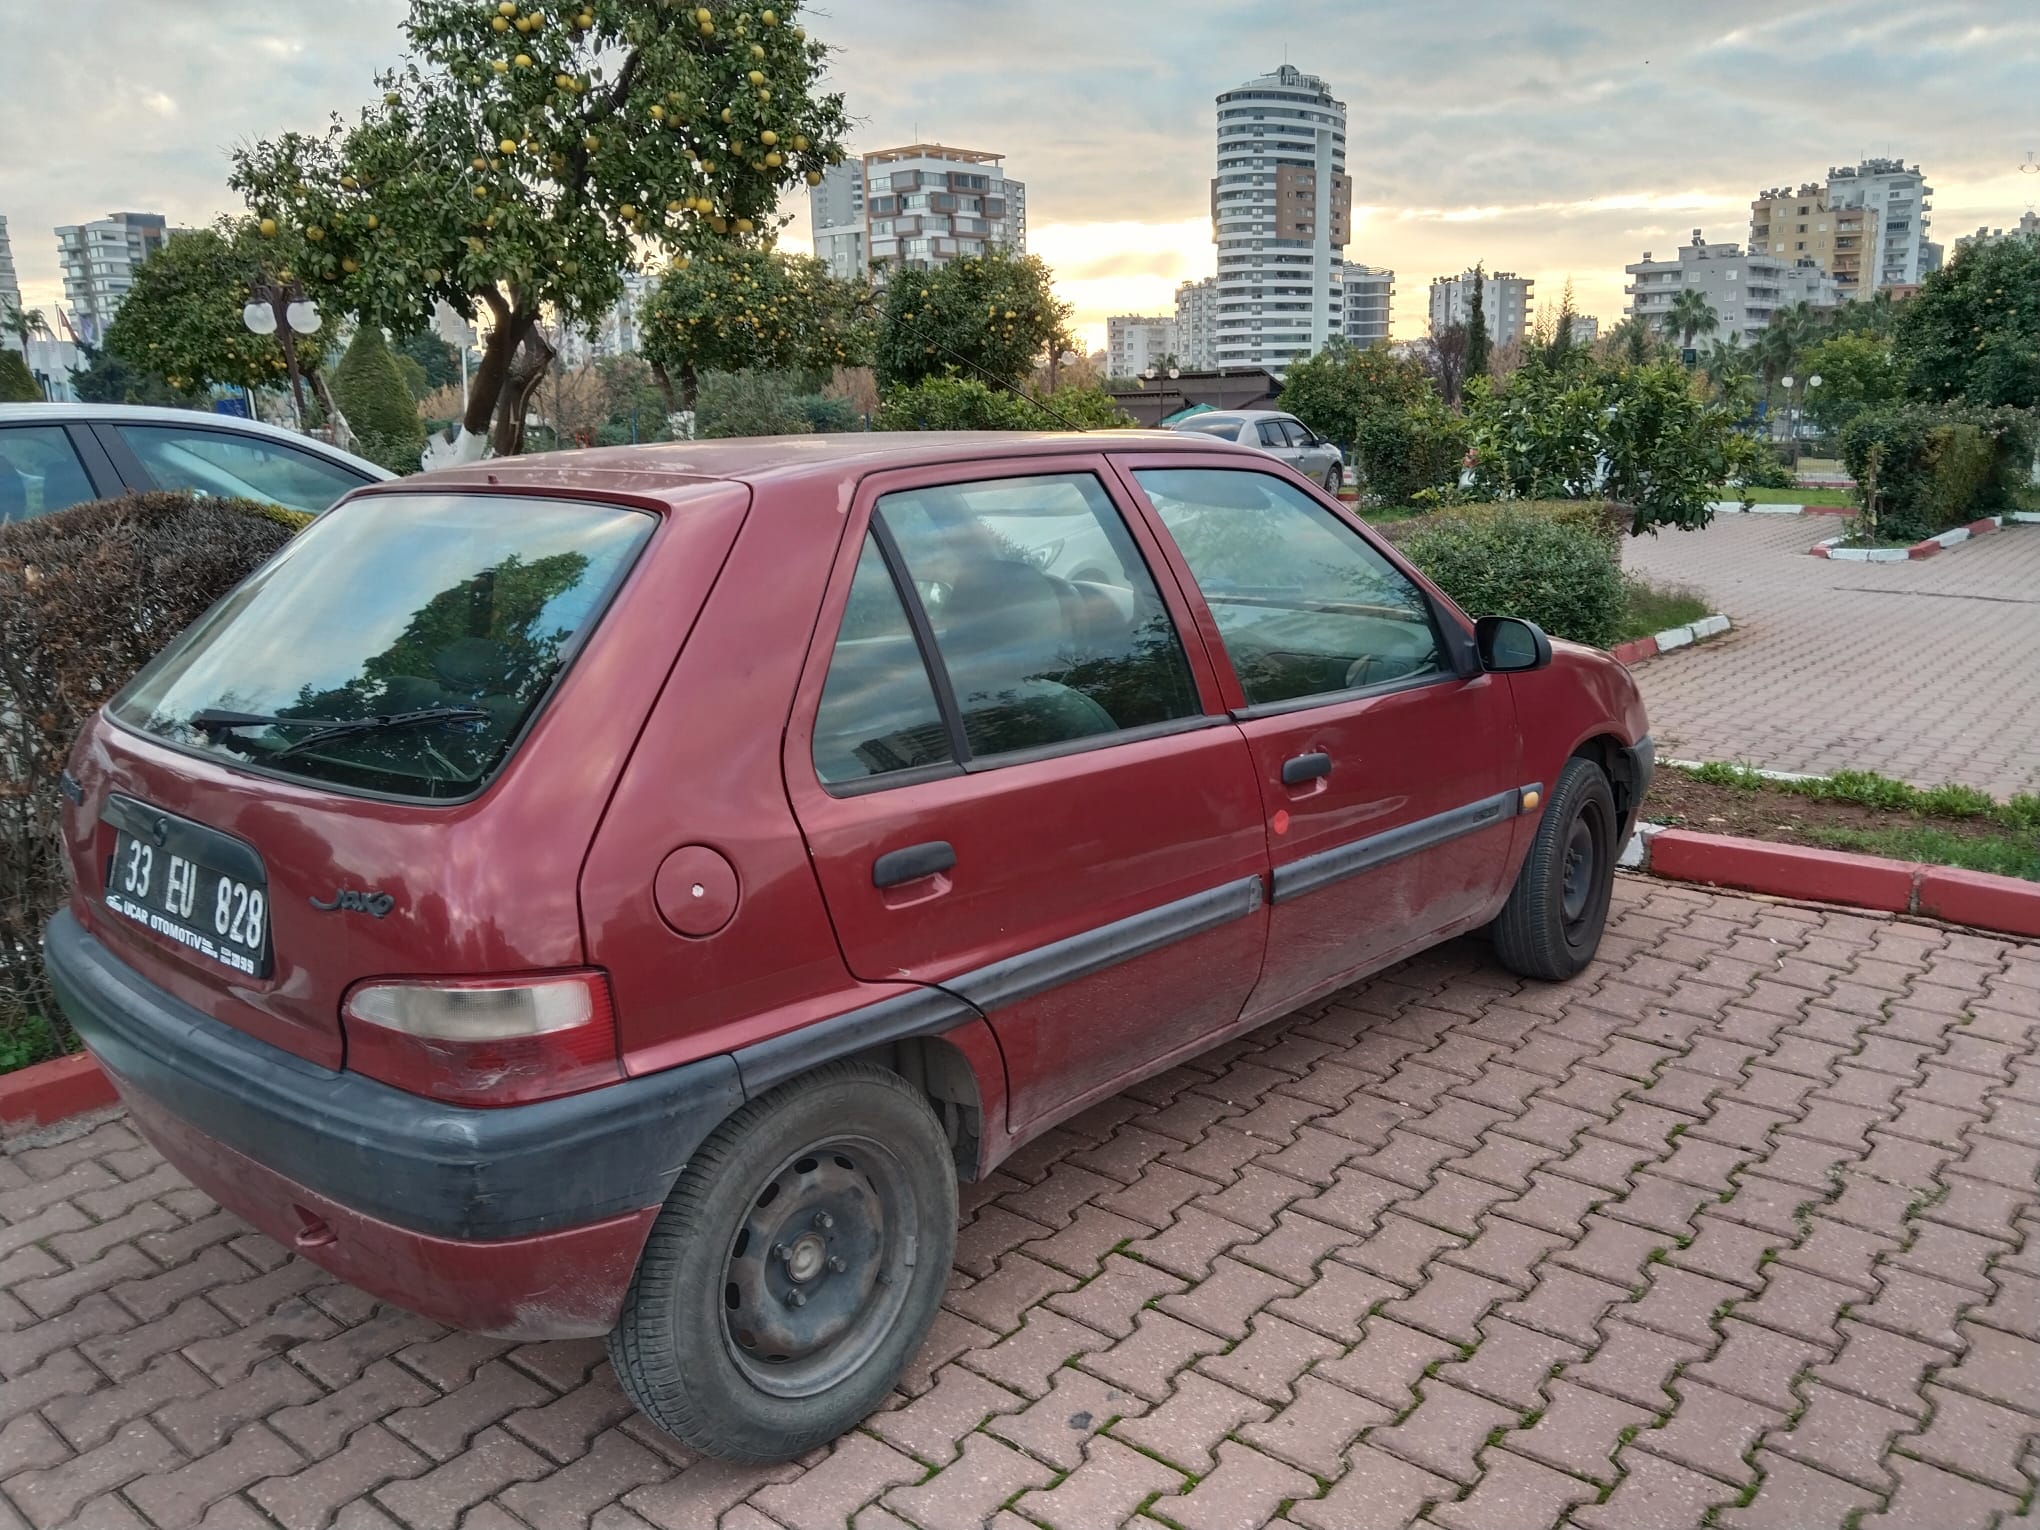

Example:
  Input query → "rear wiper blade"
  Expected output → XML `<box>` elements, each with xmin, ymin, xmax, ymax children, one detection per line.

<box><xmin>272</xmin><ymin>707</ymin><xmax>492</xmax><ymax>759</ymax></box>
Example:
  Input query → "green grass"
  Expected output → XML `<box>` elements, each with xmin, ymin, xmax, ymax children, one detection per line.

<box><xmin>1676</xmin><ymin>761</ymin><xmax>2040</xmax><ymax>830</ymax></box>
<box><xmin>1724</xmin><ymin>485</ymin><xmax>1856</xmax><ymax>506</ymax></box>
<box><xmin>1615</xmin><ymin>575</ymin><xmax>1710</xmax><ymax>643</ymax></box>
<box><xmin>0</xmin><ymin>1012</ymin><xmax>67</xmax><ymax>1073</ymax></box>
<box><xmin>1361</xmin><ymin>504</ymin><xmax>1430</xmax><ymax>525</ymax></box>
<box><xmin>1801</xmin><ymin>825</ymin><xmax>2040</xmax><ymax>881</ymax></box>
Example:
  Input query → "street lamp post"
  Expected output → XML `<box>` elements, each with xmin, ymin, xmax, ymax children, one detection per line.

<box><xmin>241</xmin><ymin>280</ymin><xmax>322</xmax><ymax>431</ymax></box>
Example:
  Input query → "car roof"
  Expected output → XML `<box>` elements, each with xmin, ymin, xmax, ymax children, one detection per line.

<box><xmin>371</xmin><ymin>430</ymin><xmax>1261</xmax><ymax>509</ymax></box>
<box><xmin>1175</xmin><ymin>410</ymin><xmax>1292</xmax><ymax>425</ymax></box>
<box><xmin>0</xmin><ymin>402</ymin><xmax>395</xmax><ymax>480</ymax></box>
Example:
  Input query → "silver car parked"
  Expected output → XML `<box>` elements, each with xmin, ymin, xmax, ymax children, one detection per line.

<box><xmin>1167</xmin><ymin>409</ymin><xmax>1345</xmax><ymax>493</ymax></box>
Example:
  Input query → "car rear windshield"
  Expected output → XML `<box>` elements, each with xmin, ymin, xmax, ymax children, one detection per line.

<box><xmin>109</xmin><ymin>492</ymin><xmax>655</xmax><ymax>799</ymax></box>
<box><xmin>1176</xmin><ymin>418</ymin><xmax>1243</xmax><ymax>439</ymax></box>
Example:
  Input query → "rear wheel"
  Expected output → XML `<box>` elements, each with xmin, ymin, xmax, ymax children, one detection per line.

<box><xmin>1323</xmin><ymin>464</ymin><xmax>1343</xmax><ymax>494</ymax></box>
<box><xmin>1491</xmin><ymin>757</ymin><xmax>1617</xmax><ymax>981</ymax></box>
<box><xmin>608</xmin><ymin>1062</ymin><xmax>958</xmax><ymax>1462</ymax></box>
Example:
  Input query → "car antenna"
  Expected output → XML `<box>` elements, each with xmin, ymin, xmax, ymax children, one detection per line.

<box><xmin>923</xmin><ymin>338</ymin><xmax>1092</xmax><ymax>433</ymax></box>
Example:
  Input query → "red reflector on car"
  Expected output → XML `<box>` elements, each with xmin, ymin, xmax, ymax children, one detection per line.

<box><xmin>341</xmin><ymin>970</ymin><xmax>623</xmax><ymax>1106</ymax></box>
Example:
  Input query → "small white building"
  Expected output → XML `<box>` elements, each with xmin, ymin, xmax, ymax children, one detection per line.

<box><xmin>1624</xmin><ymin>231</ymin><xmax>1840</xmax><ymax>348</ymax></box>
<box><xmin>1428</xmin><ymin>269</ymin><xmax>1533</xmax><ymax>346</ymax></box>
<box><xmin>1106</xmin><ymin>315</ymin><xmax>1180</xmax><ymax>378</ymax></box>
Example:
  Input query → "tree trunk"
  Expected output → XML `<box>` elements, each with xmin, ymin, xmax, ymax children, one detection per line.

<box><xmin>648</xmin><ymin>360</ymin><xmax>678</xmax><ymax>415</ymax></box>
<box><xmin>489</xmin><ymin>325</ymin><xmax>556</xmax><ymax>457</ymax></box>
<box><xmin>680</xmin><ymin>361</ymin><xmax>700</xmax><ymax>412</ymax></box>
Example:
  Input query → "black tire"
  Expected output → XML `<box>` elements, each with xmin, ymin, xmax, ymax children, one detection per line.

<box><xmin>1491</xmin><ymin>756</ymin><xmax>1617</xmax><ymax>981</ymax></box>
<box><xmin>608</xmin><ymin>1061</ymin><xmax>958</xmax><ymax>1462</ymax></box>
<box><xmin>1323</xmin><ymin>464</ymin><xmax>1343</xmax><ymax>494</ymax></box>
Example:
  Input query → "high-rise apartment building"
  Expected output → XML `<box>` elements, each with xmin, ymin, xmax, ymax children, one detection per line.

<box><xmin>809</xmin><ymin>145</ymin><xmax>1025</xmax><ymax>282</ymax></box>
<box><xmin>1106</xmin><ymin>315</ymin><xmax>1179</xmax><ymax>378</ymax></box>
<box><xmin>1428</xmin><ymin>269</ymin><xmax>1534</xmax><ymax>347</ymax></box>
<box><xmin>1210</xmin><ymin>65</ymin><xmax>1352</xmax><ymax>376</ymax></box>
<box><xmin>554</xmin><ymin>272</ymin><xmax>651</xmax><ymax>368</ymax></box>
<box><xmin>54</xmin><ymin>211</ymin><xmax>168</xmax><ymax>344</ymax></box>
<box><xmin>1174</xmin><ymin>276</ymin><xmax>1219</xmax><ymax>369</ymax></box>
<box><xmin>1824</xmin><ymin>159</ymin><xmax>1935</xmax><ymax>291</ymax></box>
<box><xmin>1748</xmin><ymin>182</ymin><xmax>1859</xmax><ymax>292</ymax></box>
<box><xmin>1624</xmin><ymin>232</ymin><xmax>1840</xmax><ymax>347</ymax></box>
<box><xmin>0</xmin><ymin>216</ymin><xmax>24</xmax><ymax>348</ymax></box>
<box><xmin>1335</xmin><ymin>261</ymin><xmax>1393</xmax><ymax>347</ymax></box>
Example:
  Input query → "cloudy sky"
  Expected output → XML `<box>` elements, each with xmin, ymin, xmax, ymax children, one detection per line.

<box><xmin>5</xmin><ymin>0</ymin><xmax>2038</xmax><ymax>350</ymax></box>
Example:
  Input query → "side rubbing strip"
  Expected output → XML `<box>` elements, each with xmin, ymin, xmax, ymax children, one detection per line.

<box><xmin>732</xmin><ymin>874</ymin><xmax>1267</xmax><ymax>1098</ymax></box>
<box><xmin>951</xmin><ymin>875</ymin><xmax>1266</xmax><ymax>1015</ymax></box>
<box><xmin>1272</xmin><ymin>788</ymin><xmax>1529</xmax><ymax>905</ymax></box>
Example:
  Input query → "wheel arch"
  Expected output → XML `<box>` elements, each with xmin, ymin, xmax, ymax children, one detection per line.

<box><xmin>1569</xmin><ymin>731</ymin><xmax>1644</xmax><ymax>839</ymax></box>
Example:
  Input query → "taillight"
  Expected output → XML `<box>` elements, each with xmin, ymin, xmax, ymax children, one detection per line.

<box><xmin>341</xmin><ymin>970</ymin><xmax>622</xmax><ymax>1106</ymax></box>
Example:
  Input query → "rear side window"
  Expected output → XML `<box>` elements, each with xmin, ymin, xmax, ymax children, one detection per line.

<box><xmin>811</xmin><ymin>536</ymin><xmax>956</xmax><ymax>786</ymax></box>
<box><xmin>117</xmin><ymin>424</ymin><xmax>373</xmax><ymax>512</ymax></box>
<box><xmin>810</xmin><ymin>472</ymin><xmax>1201</xmax><ymax>785</ymax></box>
<box><xmin>110</xmin><ymin>493</ymin><xmax>654</xmax><ymax>799</ymax></box>
<box><xmin>0</xmin><ymin>425</ymin><xmax>97</xmax><ymax>522</ymax></box>
<box><xmin>1256</xmin><ymin>421</ymin><xmax>1288</xmax><ymax>448</ymax></box>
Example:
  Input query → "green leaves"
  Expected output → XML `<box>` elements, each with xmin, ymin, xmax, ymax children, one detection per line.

<box><xmin>103</xmin><ymin>220</ymin><xmax>326</xmax><ymax>394</ymax></box>
<box><xmin>640</xmin><ymin>244</ymin><xmax>871</xmax><ymax>394</ymax></box>
<box><xmin>1280</xmin><ymin>342</ymin><xmax>1462</xmax><ymax>505</ymax></box>
<box><xmin>874</xmin><ymin>249</ymin><xmax>1068</xmax><ymax>391</ymax></box>
<box><xmin>1892</xmin><ymin>234</ymin><xmax>2040</xmax><ymax>410</ymax></box>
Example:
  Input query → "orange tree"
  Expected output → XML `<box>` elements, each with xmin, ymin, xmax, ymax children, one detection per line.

<box><xmin>230</xmin><ymin>0</ymin><xmax>847</xmax><ymax>456</ymax></box>
<box><xmin>638</xmin><ymin>244</ymin><xmax>871</xmax><ymax>412</ymax></box>
<box><xmin>873</xmin><ymin>248</ymin><xmax>1067</xmax><ymax>391</ymax></box>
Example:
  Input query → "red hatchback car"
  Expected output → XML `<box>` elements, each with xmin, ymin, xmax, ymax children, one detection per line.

<box><xmin>48</xmin><ymin>432</ymin><xmax>1651</xmax><ymax>1461</ymax></box>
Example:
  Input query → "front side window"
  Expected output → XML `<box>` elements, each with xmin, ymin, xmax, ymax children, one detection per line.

<box><xmin>1135</xmin><ymin>468</ymin><xmax>1447</xmax><ymax>708</ymax></box>
<box><xmin>111</xmin><ymin>494</ymin><xmax>653</xmax><ymax>798</ymax></box>
<box><xmin>117</xmin><ymin>424</ymin><xmax>374</xmax><ymax>513</ymax></box>
<box><xmin>874</xmin><ymin>473</ymin><xmax>1199</xmax><ymax>760</ymax></box>
<box><xmin>0</xmin><ymin>425</ymin><xmax>96</xmax><ymax>522</ymax></box>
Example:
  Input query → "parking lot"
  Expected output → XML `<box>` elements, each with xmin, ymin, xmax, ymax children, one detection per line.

<box><xmin>4</xmin><ymin>877</ymin><xmax>2036</xmax><ymax>1529</ymax></box>
<box><xmin>1622</xmin><ymin>516</ymin><xmax>2040</xmax><ymax>799</ymax></box>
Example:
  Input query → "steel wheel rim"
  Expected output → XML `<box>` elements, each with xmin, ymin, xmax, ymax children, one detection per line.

<box><xmin>719</xmin><ymin>1134</ymin><xmax>917</xmax><ymax>1399</ymax></box>
<box><xmin>1561</xmin><ymin>813</ymin><xmax>1596</xmax><ymax>926</ymax></box>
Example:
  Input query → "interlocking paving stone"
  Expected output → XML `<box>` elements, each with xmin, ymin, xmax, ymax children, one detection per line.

<box><xmin>5</xmin><ymin>884</ymin><xmax>2035</xmax><ymax>1529</ymax></box>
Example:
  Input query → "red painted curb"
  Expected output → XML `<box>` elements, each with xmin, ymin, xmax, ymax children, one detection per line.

<box><xmin>0</xmin><ymin>1051</ymin><xmax>116</xmax><ymax>1134</ymax></box>
<box><xmin>1610</xmin><ymin>636</ymin><xmax>1659</xmax><ymax>667</ymax></box>
<box><xmin>1809</xmin><ymin>544</ymin><xmax>1832</xmax><ymax>558</ymax></box>
<box><xmin>1647</xmin><ymin>830</ymin><xmax>1919</xmax><ymax>914</ymax></box>
<box><xmin>1964</xmin><ymin>517</ymin><xmax>2000</xmax><ymax>538</ymax></box>
<box><xmin>1917</xmin><ymin>866</ymin><xmax>2040</xmax><ymax>939</ymax></box>
<box><xmin>1907</xmin><ymin>538</ymin><xmax>1942</xmax><ymax>559</ymax></box>
<box><xmin>1804</xmin><ymin>505</ymin><xmax>1853</xmax><ymax>516</ymax></box>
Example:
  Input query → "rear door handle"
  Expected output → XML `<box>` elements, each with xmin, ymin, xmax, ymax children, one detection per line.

<box><xmin>1281</xmin><ymin>752</ymin><xmax>1332</xmax><ymax>785</ymax></box>
<box><xmin>873</xmin><ymin>840</ymin><xmax>956</xmax><ymax>889</ymax></box>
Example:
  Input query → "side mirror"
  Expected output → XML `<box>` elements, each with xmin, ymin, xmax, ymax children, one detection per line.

<box><xmin>1476</xmin><ymin>616</ymin><xmax>1552</xmax><ymax>672</ymax></box>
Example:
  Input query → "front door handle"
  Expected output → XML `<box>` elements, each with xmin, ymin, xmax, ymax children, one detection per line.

<box><xmin>873</xmin><ymin>840</ymin><xmax>956</xmax><ymax>889</ymax></box>
<box><xmin>1281</xmin><ymin>752</ymin><xmax>1332</xmax><ymax>786</ymax></box>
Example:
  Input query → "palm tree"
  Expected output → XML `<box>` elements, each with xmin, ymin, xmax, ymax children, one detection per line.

<box><xmin>1660</xmin><ymin>289</ymin><xmax>1718</xmax><ymax>361</ymax></box>
<box><xmin>2</xmin><ymin>303</ymin><xmax>48</xmax><ymax>350</ymax></box>
<box><xmin>1750</xmin><ymin>316</ymin><xmax>1811</xmax><ymax>433</ymax></box>
<box><xmin>1701</xmin><ymin>335</ymin><xmax>1749</xmax><ymax>387</ymax></box>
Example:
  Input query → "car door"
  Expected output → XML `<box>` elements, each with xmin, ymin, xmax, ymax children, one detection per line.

<box><xmin>1117</xmin><ymin>459</ymin><xmax>1525</xmax><ymax>1019</ymax></box>
<box><xmin>103</xmin><ymin>422</ymin><xmax>377</xmax><ymax>512</ymax></box>
<box><xmin>1253</xmin><ymin>417</ymin><xmax>1300</xmax><ymax>469</ymax></box>
<box><xmin>783</xmin><ymin>458</ymin><xmax>1270</xmax><ymax>1137</ymax></box>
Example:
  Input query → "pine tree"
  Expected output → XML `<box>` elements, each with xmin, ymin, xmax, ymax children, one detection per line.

<box><xmin>1547</xmin><ymin>279</ymin><xmax>1577</xmax><ymax>367</ymax></box>
<box><xmin>333</xmin><ymin>325</ymin><xmax>425</xmax><ymax>473</ymax></box>
<box><xmin>1463</xmin><ymin>263</ymin><xmax>1491</xmax><ymax>382</ymax></box>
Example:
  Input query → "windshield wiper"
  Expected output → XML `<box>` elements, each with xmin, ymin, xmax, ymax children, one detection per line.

<box><xmin>272</xmin><ymin>707</ymin><xmax>492</xmax><ymax>758</ymax></box>
<box><xmin>188</xmin><ymin>706</ymin><xmax>490</xmax><ymax>757</ymax></box>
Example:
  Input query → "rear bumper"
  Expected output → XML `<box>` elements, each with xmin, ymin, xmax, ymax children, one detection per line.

<box><xmin>44</xmin><ymin>908</ymin><xmax>744</xmax><ymax>1337</ymax></box>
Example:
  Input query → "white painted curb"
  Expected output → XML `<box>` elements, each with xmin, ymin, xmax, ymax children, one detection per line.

<box><xmin>1661</xmin><ymin>757</ymin><xmax>1823</xmax><ymax>783</ymax></box>
<box><xmin>1813</xmin><ymin>536</ymin><xmax>1907</xmax><ymax>562</ymax></box>
<box><xmin>1619</xmin><ymin>822</ymin><xmax>1666</xmax><ymax>870</ymax></box>
<box><xmin>1707</xmin><ymin>500</ymin><xmax>1816</xmax><ymax>515</ymax></box>
<box><xmin>2007</xmin><ymin>511</ymin><xmax>2040</xmax><ymax>525</ymax></box>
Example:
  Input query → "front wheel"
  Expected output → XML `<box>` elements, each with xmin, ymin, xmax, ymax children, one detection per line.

<box><xmin>1491</xmin><ymin>756</ymin><xmax>1617</xmax><ymax>981</ymax></box>
<box><xmin>608</xmin><ymin>1062</ymin><xmax>958</xmax><ymax>1462</ymax></box>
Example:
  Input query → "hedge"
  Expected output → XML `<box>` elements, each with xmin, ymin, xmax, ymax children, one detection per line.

<box><xmin>1</xmin><ymin>493</ymin><xmax>304</xmax><ymax>1064</ymax></box>
<box><xmin>1399</xmin><ymin>506</ymin><xmax>1626</xmax><ymax>650</ymax></box>
<box><xmin>1840</xmin><ymin>403</ymin><xmax>2037</xmax><ymax>543</ymax></box>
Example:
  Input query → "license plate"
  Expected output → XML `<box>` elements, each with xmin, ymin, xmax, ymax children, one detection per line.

<box><xmin>106</xmin><ymin>829</ymin><xmax>270</xmax><ymax>978</ymax></box>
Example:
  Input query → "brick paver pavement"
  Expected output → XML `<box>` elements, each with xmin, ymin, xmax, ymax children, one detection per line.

<box><xmin>5</xmin><ymin>878</ymin><xmax>2037</xmax><ymax>1529</ymax></box>
<box><xmin>1621</xmin><ymin>516</ymin><xmax>2040</xmax><ymax>798</ymax></box>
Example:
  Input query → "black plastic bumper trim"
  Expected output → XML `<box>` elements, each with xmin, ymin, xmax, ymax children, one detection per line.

<box><xmin>1272</xmin><ymin>787</ymin><xmax>1528</xmax><ymax>905</ymax></box>
<box><xmin>44</xmin><ymin>909</ymin><xmax>744</xmax><ymax>1241</ymax></box>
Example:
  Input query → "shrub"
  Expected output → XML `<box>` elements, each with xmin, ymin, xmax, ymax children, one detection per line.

<box><xmin>1400</xmin><ymin>508</ymin><xmax>1625</xmax><ymax>649</ymax></box>
<box><xmin>875</xmin><ymin>377</ymin><xmax>1128</xmax><ymax>431</ymax></box>
<box><xmin>695</xmin><ymin>369</ymin><xmax>813</xmax><ymax>438</ymax></box>
<box><xmin>1280</xmin><ymin>343</ymin><xmax>1462</xmax><ymax>504</ymax></box>
<box><xmin>332</xmin><ymin>325</ymin><xmax>425</xmax><ymax>473</ymax></box>
<box><xmin>1840</xmin><ymin>403</ymin><xmax>2037</xmax><ymax>542</ymax></box>
<box><xmin>0</xmin><ymin>348</ymin><xmax>40</xmax><ymax>402</ymax></box>
<box><xmin>0</xmin><ymin>494</ymin><xmax>302</xmax><ymax>1059</ymax></box>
